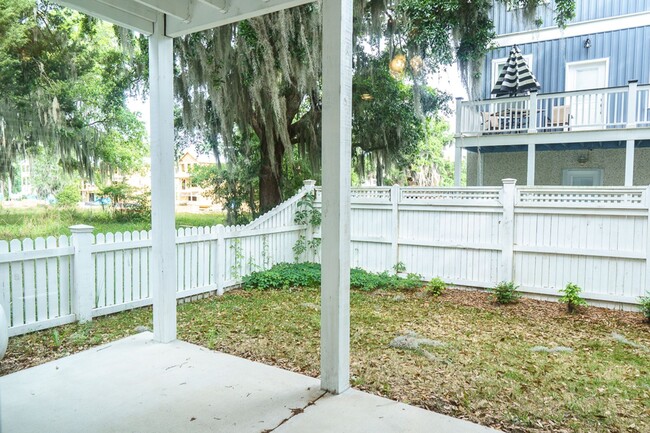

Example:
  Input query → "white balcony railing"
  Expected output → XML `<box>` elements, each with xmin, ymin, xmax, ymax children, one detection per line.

<box><xmin>457</xmin><ymin>81</ymin><xmax>650</xmax><ymax>136</ymax></box>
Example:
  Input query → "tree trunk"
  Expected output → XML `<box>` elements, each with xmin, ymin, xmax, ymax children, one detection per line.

<box><xmin>259</xmin><ymin>134</ymin><xmax>284</xmax><ymax>213</ymax></box>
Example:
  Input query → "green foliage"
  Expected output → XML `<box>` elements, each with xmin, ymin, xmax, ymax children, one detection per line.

<box><xmin>243</xmin><ymin>262</ymin><xmax>321</xmax><ymax>290</ymax></box>
<box><xmin>490</xmin><ymin>281</ymin><xmax>521</xmax><ymax>304</ymax></box>
<box><xmin>427</xmin><ymin>277</ymin><xmax>447</xmax><ymax>297</ymax></box>
<box><xmin>98</xmin><ymin>181</ymin><xmax>151</xmax><ymax>223</ymax></box>
<box><xmin>639</xmin><ymin>293</ymin><xmax>650</xmax><ymax>322</ymax></box>
<box><xmin>294</xmin><ymin>193</ymin><xmax>321</xmax><ymax>227</ymax></box>
<box><xmin>393</xmin><ymin>262</ymin><xmax>407</xmax><ymax>274</ymax></box>
<box><xmin>0</xmin><ymin>1</ymin><xmax>148</xmax><ymax>182</ymax></box>
<box><xmin>230</xmin><ymin>239</ymin><xmax>244</xmax><ymax>280</ymax></box>
<box><xmin>292</xmin><ymin>235</ymin><xmax>321</xmax><ymax>263</ymax></box>
<box><xmin>55</xmin><ymin>184</ymin><xmax>81</xmax><ymax>209</ymax></box>
<box><xmin>0</xmin><ymin>207</ymin><xmax>225</xmax><ymax>240</ymax></box>
<box><xmin>293</xmin><ymin>192</ymin><xmax>322</xmax><ymax>262</ymax></box>
<box><xmin>190</xmin><ymin>143</ymin><xmax>258</xmax><ymax>225</ymax></box>
<box><xmin>242</xmin><ymin>263</ymin><xmax>422</xmax><ymax>291</ymax></box>
<box><xmin>559</xmin><ymin>283</ymin><xmax>588</xmax><ymax>313</ymax></box>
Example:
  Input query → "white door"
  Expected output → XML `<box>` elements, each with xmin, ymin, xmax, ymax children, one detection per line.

<box><xmin>565</xmin><ymin>59</ymin><xmax>608</xmax><ymax>129</ymax></box>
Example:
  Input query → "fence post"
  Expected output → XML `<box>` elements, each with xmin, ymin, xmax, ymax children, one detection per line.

<box><xmin>500</xmin><ymin>179</ymin><xmax>516</xmax><ymax>283</ymax></box>
<box><xmin>391</xmin><ymin>184</ymin><xmax>400</xmax><ymax>270</ymax></box>
<box><xmin>215</xmin><ymin>224</ymin><xmax>225</xmax><ymax>295</ymax></box>
<box><xmin>645</xmin><ymin>186</ymin><xmax>650</xmax><ymax>295</ymax></box>
<box><xmin>303</xmin><ymin>180</ymin><xmax>317</xmax><ymax>262</ymax></box>
<box><xmin>627</xmin><ymin>79</ymin><xmax>638</xmax><ymax>129</ymax></box>
<box><xmin>70</xmin><ymin>225</ymin><xmax>95</xmax><ymax>323</ymax></box>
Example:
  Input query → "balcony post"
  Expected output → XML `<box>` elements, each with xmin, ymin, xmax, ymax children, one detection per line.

<box><xmin>625</xmin><ymin>140</ymin><xmax>635</xmax><ymax>186</ymax></box>
<box><xmin>455</xmin><ymin>97</ymin><xmax>463</xmax><ymax>135</ymax></box>
<box><xmin>627</xmin><ymin>80</ymin><xmax>638</xmax><ymax>129</ymax></box>
<box><xmin>454</xmin><ymin>144</ymin><xmax>462</xmax><ymax>186</ymax></box>
<box><xmin>528</xmin><ymin>91</ymin><xmax>538</xmax><ymax>133</ymax></box>
<box><xmin>527</xmin><ymin>143</ymin><xmax>536</xmax><ymax>186</ymax></box>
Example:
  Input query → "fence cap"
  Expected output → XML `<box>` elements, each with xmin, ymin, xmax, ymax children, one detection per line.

<box><xmin>69</xmin><ymin>224</ymin><xmax>95</xmax><ymax>233</ymax></box>
<box><xmin>502</xmin><ymin>178</ymin><xmax>518</xmax><ymax>185</ymax></box>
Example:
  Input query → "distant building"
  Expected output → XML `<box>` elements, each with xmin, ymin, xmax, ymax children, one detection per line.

<box><xmin>174</xmin><ymin>151</ymin><xmax>217</xmax><ymax>211</ymax></box>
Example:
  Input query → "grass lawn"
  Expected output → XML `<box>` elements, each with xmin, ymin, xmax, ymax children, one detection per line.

<box><xmin>0</xmin><ymin>207</ymin><xmax>226</xmax><ymax>240</ymax></box>
<box><xmin>2</xmin><ymin>287</ymin><xmax>649</xmax><ymax>433</ymax></box>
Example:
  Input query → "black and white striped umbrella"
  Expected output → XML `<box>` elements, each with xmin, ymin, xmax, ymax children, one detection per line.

<box><xmin>491</xmin><ymin>45</ymin><xmax>540</xmax><ymax>96</ymax></box>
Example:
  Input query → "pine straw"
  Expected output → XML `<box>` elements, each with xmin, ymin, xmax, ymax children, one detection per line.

<box><xmin>2</xmin><ymin>287</ymin><xmax>649</xmax><ymax>433</ymax></box>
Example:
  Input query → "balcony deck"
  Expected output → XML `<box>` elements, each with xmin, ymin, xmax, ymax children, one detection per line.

<box><xmin>456</xmin><ymin>82</ymin><xmax>650</xmax><ymax>149</ymax></box>
<box><xmin>1</xmin><ymin>332</ymin><xmax>499</xmax><ymax>433</ymax></box>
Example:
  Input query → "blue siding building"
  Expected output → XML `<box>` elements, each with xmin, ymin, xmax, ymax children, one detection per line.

<box><xmin>456</xmin><ymin>0</ymin><xmax>650</xmax><ymax>187</ymax></box>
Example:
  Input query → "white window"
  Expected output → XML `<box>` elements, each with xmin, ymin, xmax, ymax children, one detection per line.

<box><xmin>562</xmin><ymin>169</ymin><xmax>603</xmax><ymax>186</ymax></box>
<box><xmin>491</xmin><ymin>54</ymin><xmax>533</xmax><ymax>97</ymax></box>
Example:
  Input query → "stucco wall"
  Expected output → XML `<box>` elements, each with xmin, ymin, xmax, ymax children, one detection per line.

<box><xmin>466</xmin><ymin>147</ymin><xmax>650</xmax><ymax>186</ymax></box>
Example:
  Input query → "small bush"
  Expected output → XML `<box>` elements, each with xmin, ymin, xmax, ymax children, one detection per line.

<box><xmin>242</xmin><ymin>263</ymin><xmax>422</xmax><ymax>292</ymax></box>
<box><xmin>489</xmin><ymin>281</ymin><xmax>521</xmax><ymax>304</ymax></box>
<box><xmin>427</xmin><ymin>277</ymin><xmax>446</xmax><ymax>297</ymax></box>
<box><xmin>392</xmin><ymin>261</ymin><xmax>406</xmax><ymax>274</ymax></box>
<box><xmin>637</xmin><ymin>292</ymin><xmax>650</xmax><ymax>321</ymax></box>
<box><xmin>55</xmin><ymin>184</ymin><xmax>81</xmax><ymax>209</ymax></box>
<box><xmin>559</xmin><ymin>282</ymin><xmax>588</xmax><ymax>313</ymax></box>
<box><xmin>242</xmin><ymin>262</ymin><xmax>321</xmax><ymax>290</ymax></box>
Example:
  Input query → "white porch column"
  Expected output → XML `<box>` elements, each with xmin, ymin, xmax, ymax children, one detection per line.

<box><xmin>527</xmin><ymin>143</ymin><xmax>536</xmax><ymax>186</ymax></box>
<box><xmin>320</xmin><ymin>0</ymin><xmax>352</xmax><ymax>394</ymax></box>
<box><xmin>150</xmin><ymin>13</ymin><xmax>177</xmax><ymax>343</ymax></box>
<box><xmin>454</xmin><ymin>143</ymin><xmax>462</xmax><ymax>186</ymax></box>
<box><xmin>477</xmin><ymin>149</ymin><xmax>484</xmax><ymax>186</ymax></box>
<box><xmin>625</xmin><ymin>140</ymin><xmax>635</xmax><ymax>186</ymax></box>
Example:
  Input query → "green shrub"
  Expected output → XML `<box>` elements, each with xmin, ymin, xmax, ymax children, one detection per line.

<box><xmin>489</xmin><ymin>281</ymin><xmax>521</xmax><ymax>304</ymax></box>
<box><xmin>392</xmin><ymin>261</ymin><xmax>406</xmax><ymax>274</ymax></box>
<box><xmin>427</xmin><ymin>277</ymin><xmax>447</xmax><ymax>297</ymax></box>
<box><xmin>242</xmin><ymin>263</ymin><xmax>422</xmax><ymax>291</ymax></box>
<box><xmin>55</xmin><ymin>184</ymin><xmax>81</xmax><ymax>209</ymax></box>
<box><xmin>242</xmin><ymin>262</ymin><xmax>321</xmax><ymax>290</ymax></box>
<box><xmin>559</xmin><ymin>282</ymin><xmax>588</xmax><ymax>313</ymax></box>
<box><xmin>637</xmin><ymin>292</ymin><xmax>650</xmax><ymax>321</ymax></box>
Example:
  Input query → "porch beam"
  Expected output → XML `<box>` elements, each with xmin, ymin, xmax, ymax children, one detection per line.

<box><xmin>134</xmin><ymin>0</ymin><xmax>192</xmax><ymax>22</ymax></box>
<box><xmin>320</xmin><ymin>0</ymin><xmax>352</xmax><ymax>394</ymax></box>
<box><xmin>165</xmin><ymin>0</ymin><xmax>315</xmax><ymax>37</ymax></box>
<box><xmin>527</xmin><ymin>143</ymin><xmax>536</xmax><ymax>186</ymax></box>
<box><xmin>149</xmin><ymin>14</ymin><xmax>177</xmax><ymax>343</ymax></box>
<box><xmin>56</xmin><ymin>0</ymin><xmax>154</xmax><ymax>34</ymax></box>
<box><xmin>199</xmin><ymin>0</ymin><xmax>230</xmax><ymax>13</ymax></box>
<box><xmin>95</xmin><ymin>0</ymin><xmax>158</xmax><ymax>22</ymax></box>
<box><xmin>625</xmin><ymin>140</ymin><xmax>635</xmax><ymax>186</ymax></box>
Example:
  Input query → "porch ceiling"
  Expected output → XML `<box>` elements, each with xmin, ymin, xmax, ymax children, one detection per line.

<box><xmin>463</xmin><ymin>140</ymin><xmax>650</xmax><ymax>153</ymax></box>
<box><xmin>0</xmin><ymin>333</ymin><xmax>498</xmax><ymax>433</ymax></box>
<box><xmin>56</xmin><ymin>0</ymin><xmax>316</xmax><ymax>36</ymax></box>
<box><xmin>456</xmin><ymin>127</ymin><xmax>650</xmax><ymax>149</ymax></box>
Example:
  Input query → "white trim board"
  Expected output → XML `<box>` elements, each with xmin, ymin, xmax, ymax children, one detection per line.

<box><xmin>494</xmin><ymin>11</ymin><xmax>650</xmax><ymax>47</ymax></box>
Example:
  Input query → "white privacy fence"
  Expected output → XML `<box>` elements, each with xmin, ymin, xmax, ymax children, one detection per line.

<box><xmin>1</xmin><ymin>184</ymin><xmax>313</xmax><ymax>337</ymax></box>
<box><xmin>2</xmin><ymin>180</ymin><xmax>648</xmax><ymax>337</ymax></box>
<box><xmin>315</xmin><ymin>182</ymin><xmax>649</xmax><ymax>308</ymax></box>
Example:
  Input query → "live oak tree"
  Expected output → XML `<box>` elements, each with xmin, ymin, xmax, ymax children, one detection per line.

<box><xmin>0</xmin><ymin>0</ymin><xmax>148</xmax><ymax>188</ymax></box>
<box><xmin>175</xmin><ymin>0</ymin><xmax>575</xmax><ymax>210</ymax></box>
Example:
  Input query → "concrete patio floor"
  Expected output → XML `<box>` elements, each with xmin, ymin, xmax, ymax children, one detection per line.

<box><xmin>1</xmin><ymin>333</ymin><xmax>499</xmax><ymax>433</ymax></box>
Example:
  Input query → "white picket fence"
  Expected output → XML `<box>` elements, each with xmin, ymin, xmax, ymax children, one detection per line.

<box><xmin>2</xmin><ymin>180</ymin><xmax>648</xmax><ymax>337</ymax></box>
<box><xmin>314</xmin><ymin>181</ymin><xmax>649</xmax><ymax>309</ymax></box>
<box><xmin>0</xmin><ymin>183</ymin><xmax>313</xmax><ymax>337</ymax></box>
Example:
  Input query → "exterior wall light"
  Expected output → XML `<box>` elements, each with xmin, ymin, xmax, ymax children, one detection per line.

<box><xmin>584</xmin><ymin>38</ymin><xmax>591</xmax><ymax>49</ymax></box>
